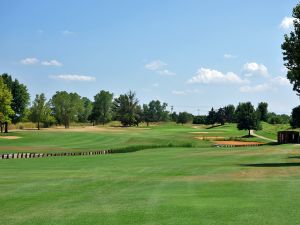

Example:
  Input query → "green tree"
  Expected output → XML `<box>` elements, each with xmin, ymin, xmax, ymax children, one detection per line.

<box><xmin>236</xmin><ymin>102</ymin><xmax>261</xmax><ymax>137</ymax></box>
<box><xmin>29</xmin><ymin>94</ymin><xmax>54</xmax><ymax>130</ymax></box>
<box><xmin>291</xmin><ymin>105</ymin><xmax>300</xmax><ymax>128</ymax></box>
<box><xmin>0</xmin><ymin>77</ymin><xmax>14</xmax><ymax>133</ymax></box>
<box><xmin>142</xmin><ymin>100</ymin><xmax>169</xmax><ymax>126</ymax></box>
<box><xmin>78</xmin><ymin>97</ymin><xmax>93</xmax><ymax>123</ymax></box>
<box><xmin>224</xmin><ymin>104</ymin><xmax>236</xmax><ymax>123</ymax></box>
<box><xmin>1</xmin><ymin>74</ymin><xmax>30</xmax><ymax>123</ymax></box>
<box><xmin>193</xmin><ymin>115</ymin><xmax>207</xmax><ymax>124</ymax></box>
<box><xmin>91</xmin><ymin>91</ymin><xmax>113</xmax><ymax>125</ymax></box>
<box><xmin>206</xmin><ymin>108</ymin><xmax>217</xmax><ymax>127</ymax></box>
<box><xmin>257</xmin><ymin>102</ymin><xmax>268</xmax><ymax>122</ymax></box>
<box><xmin>281</xmin><ymin>3</ymin><xmax>300</xmax><ymax>96</ymax></box>
<box><xmin>113</xmin><ymin>91</ymin><xmax>139</xmax><ymax>126</ymax></box>
<box><xmin>177</xmin><ymin>112</ymin><xmax>193</xmax><ymax>125</ymax></box>
<box><xmin>216</xmin><ymin>107</ymin><xmax>226</xmax><ymax>125</ymax></box>
<box><xmin>51</xmin><ymin>91</ymin><xmax>83</xmax><ymax>128</ymax></box>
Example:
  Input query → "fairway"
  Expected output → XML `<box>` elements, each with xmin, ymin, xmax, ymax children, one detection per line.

<box><xmin>1</xmin><ymin>124</ymin><xmax>300</xmax><ymax>225</ymax></box>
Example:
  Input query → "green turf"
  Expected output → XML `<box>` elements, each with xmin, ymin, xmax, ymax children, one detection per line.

<box><xmin>0</xmin><ymin>123</ymin><xmax>250</xmax><ymax>154</ymax></box>
<box><xmin>1</xmin><ymin>123</ymin><xmax>300</xmax><ymax>225</ymax></box>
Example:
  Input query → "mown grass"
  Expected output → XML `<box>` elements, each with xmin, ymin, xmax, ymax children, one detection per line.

<box><xmin>0</xmin><ymin>123</ymin><xmax>248</xmax><ymax>154</ymax></box>
<box><xmin>1</xmin><ymin>123</ymin><xmax>300</xmax><ymax>225</ymax></box>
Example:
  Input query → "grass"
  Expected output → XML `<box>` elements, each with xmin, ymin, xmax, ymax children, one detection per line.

<box><xmin>1</xmin><ymin>123</ymin><xmax>300</xmax><ymax>225</ymax></box>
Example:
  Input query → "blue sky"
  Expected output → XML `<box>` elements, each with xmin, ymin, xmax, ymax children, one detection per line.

<box><xmin>0</xmin><ymin>0</ymin><xmax>299</xmax><ymax>114</ymax></box>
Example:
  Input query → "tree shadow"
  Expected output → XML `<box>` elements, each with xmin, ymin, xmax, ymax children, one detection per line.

<box><xmin>240</xmin><ymin>162</ymin><xmax>300</xmax><ymax>167</ymax></box>
<box><xmin>206</xmin><ymin>124</ymin><xmax>223</xmax><ymax>129</ymax></box>
<box><xmin>288</xmin><ymin>156</ymin><xmax>300</xmax><ymax>159</ymax></box>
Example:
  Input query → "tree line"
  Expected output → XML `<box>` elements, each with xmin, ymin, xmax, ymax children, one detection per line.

<box><xmin>1</xmin><ymin>73</ymin><xmax>299</xmax><ymax>136</ymax></box>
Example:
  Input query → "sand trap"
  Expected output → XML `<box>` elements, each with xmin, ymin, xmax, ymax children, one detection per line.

<box><xmin>215</xmin><ymin>141</ymin><xmax>263</xmax><ymax>146</ymax></box>
<box><xmin>195</xmin><ymin>136</ymin><xmax>225</xmax><ymax>140</ymax></box>
<box><xmin>0</xmin><ymin>136</ymin><xmax>22</xmax><ymax>140</ymax></box>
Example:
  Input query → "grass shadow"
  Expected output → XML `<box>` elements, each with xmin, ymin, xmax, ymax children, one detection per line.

<box><xmin>240</xmin><ymin>162</ymin><xmax>300</xmax><ymax>167</ymax></box>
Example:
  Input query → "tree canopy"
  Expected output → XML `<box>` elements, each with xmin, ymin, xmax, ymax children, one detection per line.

<box><xmin>282</xmin><ymin>3</ymin><xmax>300</xmax><ymax>96</ymax></box>
<box><xmin>113</xmin><ymin>91</ymin><xmax>139</xmax><ymax>126</ymax></box>
<box><xmin>0</xmin><ymin>77</ymin><xmax>14</xmax><ymax>133</ymax></box>
<box><xmin>51</xmin><ymin>91</ymin><xmax>83</xmax><ymax>128</ymax></box>
<box><xmin>236</xmin><ymin>102</ymin><xmax>261</xmax><ymax>136</ymax></box>
<box><xmin>91</xmin><ymin>90</ymin><xmax>113</xmax><ymax>125</ymax></box>
<box><xmin>1</xmin><ymin>74</ymin><xmax>30</xmax><ymax>123</ymax></box>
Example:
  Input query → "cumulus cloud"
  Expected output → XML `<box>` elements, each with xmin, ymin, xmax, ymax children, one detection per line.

<box><xmin>50</xmin><ymin>74</ymin><xmax>96</xmax><ymax>81</ymax></box>
<box><xmin>280</xmin><ymin>17</ymin><xmax>295</xmax><ymax>29</ymax></box>
<box><xmin>157</xmin><ymin>69</ymin><xmax>176</xmax><ymax>76</ymax></box>
<box><xmin>187</xmin><ymin>68</ymin><xmax>248</xmax><ymax>84</ymax></box>
<box><xmin>145</xmin><ymin>60</ymin><xmax>167</xmax><ymax>71</ymax></box>
<box><xmin>41</xmin><ymin>60</ymin><xmax>63</xmax><ymax>67</ymax></box>
<box><xmin>239</xmin><ymin>84</ymin><xmax>271</xmax><ymax>93</ymax></box>
<box><xmin>271</xmin><ymin>76</ymin><xmax>290</xmax><ymax>86</ymax></box>
<box><xmin>243</xmin><ymin>62</ymin><xmax>268</xmax><ymax>77</ymax></box>
<box><xmin>20</xmin><ymin>57</ymin><xmax>39</xmax><ymax>65</ymax></box>
<box><xmin>224</xmin><ymin>53</ymin><xmax>237</xmax><ymax>59</ymax></box>
<box><xmin>145</xmin><ymin>60</ymin><xmax>176</xmax><ymax>76</ymax></box>
<box><xmin>240</xmin><ymin>76</ymin><xmax>290</xmax><ymax>93</ymax></box>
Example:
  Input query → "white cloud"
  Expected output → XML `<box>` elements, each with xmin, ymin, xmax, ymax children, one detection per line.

<box><xmin>243</xmin><ymin>62</ymin><xmax>268</xmax><ymax>77</ymax></box>
<box><xmin>187</xmin><ymin>68</ymin><xmax>248</xmax><ymax>84</ymax></box>
<box><xmin>50</xmin><ymin>74</ymin><xmax>96</xmax><ymax>81</ymax></box>
<box><xmin>41</xmin><ymin>60</ymin><xmax>63</xmax><ymax>67</ymax></box>
<box><xmin>157</xmin><ymin>69</ymin><xmax>176</xmax><ymax>76</ymax></box>
<box><xmin>152</xmin><ymin>83</ymin><xmax>159</xmax><ymax>87</ymax></box>
<box><xmin>239</xmin><ymin>84</ymin><xmax>271</xmax><ymax>93</ymax></box>
<box><xmin>61</xmin><ymin>30</ymin><xmax>74</xmax><ymax>35</ymax></box>
<box><xmin>280</xmin><ymin>17</ymin><xmax>295</xmax><ymax>29</ymax></box>
<box><xmin>145</xmin><ymin>60</ymin><xmax>167</xmax><ymax>71</ymax></box>
<box><xmin>20</xmin><ymin>57</ymin><xmax>39</xmax><ymax>65</ymax></box>
<box><xmin>271</xmin><ymin>76</ymin><xmax>290</xmax><ymax>86</ymax></box>
<box><xmin>224</xmin><ymin>53</ymin><xmax>237</xmax><ymax>59</ymax></box>
<box><xmin>172</xmin><ymin>90</ymin><xmax>187</xmax><ymax>95</ymax></box>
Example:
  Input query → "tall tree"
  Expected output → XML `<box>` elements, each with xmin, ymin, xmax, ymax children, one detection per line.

<box><xmin>257</xmin><ymin>102</ymin><xmax>268</xmax><ymax>122</ymax></box>
<box><xmin>177</xmin><ymin>112</ymin><xmax>193</xmax><ymax>125</ymax></box>
<box><xmin>51</xmin><ymin>91</ymin><xmax>83</xmax><ymax>128</ymax></box>
<box><xmin>78</xmin><ymin>97</ymin><xmax>93</xmax><ymax>123</ymax></box>
<box><xmin>0</xmin><ymin>77</ymin><xmax>14</xmax><ymax>133</ymax></box>
<box><xmin>91</xmin><ymin>90</ymin><xmax>113</xmax><ymax>125</ymax></box>
<box><xmin>224</xmin><ymin>104</ymin><xmax>236</xmax><ymax>123</ymax></box>
<box><xmin>291</xmin><ymin>105</ymin><xmax>300</xmax><ymax>128</ymax></box>
<box><xmin>112</xmin><ymin>91</ymin><xmax>139</xmax><ymax>126</ymax></box>
<box><xmin>1</xmin><ymin>74</ymin><xmax>30</xmax><ymax>123</ymax></box>
<box><xmin>142</xmin><ymin>100</ymin><xmax>169</xmax><ymax>126</ymax></box>
<box><xmin>236</xmin><ymin>102</ymin><xmax>261</xmax><ymax>137</ymax></box>
<box><xmin>29</xmin><ymin>94</ymin><xmax>54</xmax><ymax>130</ymax></box>
<box><xmin>216</xmin><ymin>107</ymin><xmax>226</xmax><ymax>125</ymax></box>
<box><xmin>206</xmin><ymin>108</ymin><xmax>217</xmax><ymax>127</ymax></box>
<box><xmin>281</xmin><ymin>3</ymin><xmax>300</xmax><ymax>96</ymax></box>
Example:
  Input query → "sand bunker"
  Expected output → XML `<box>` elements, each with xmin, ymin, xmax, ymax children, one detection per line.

<box><xmin>0</xmin><ymin>136</ymin><xmax>22</xmax><ymax>140</ymax></box>
<box><xmin>215</xmin><ymin>140</ymin><xmax>263</xmax><ymax>146</ymax></box>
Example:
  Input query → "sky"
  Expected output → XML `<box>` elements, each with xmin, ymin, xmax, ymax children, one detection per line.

<box><xmin>0</xmin><ymin>0</ymin><xmax>299</xmax><ymax>115</ymax></box>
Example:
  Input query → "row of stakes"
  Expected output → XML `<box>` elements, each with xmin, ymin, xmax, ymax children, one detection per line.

<box><xmin>0</xmin><ymin>150</ymin><xmax>113</xmax><ymax>160</ymax></box>
<box><xmin>214</xmin><ymin>144</ymin><xmax>264</xmax><ymax>148</ymax></box>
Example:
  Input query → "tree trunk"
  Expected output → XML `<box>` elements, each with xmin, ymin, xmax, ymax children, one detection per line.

<box><xmin>4</xmin><ymin>122</ymin><xmax>8</xmax><ymax>133</ymax></box>
<box><xmin>248</xmin><ymin>129</ymin><xmax>251</xmax><ymax>137</ymax></box>
<box><xmin>37</xmin><ymin>121</ymin><xmax>40</xmax><ymax>130</ymax></box>
<box><xmin>0</xmin><ymin>122</ymin><xmax>2</xmax><ymax>133</ymax></box>
<box><xmin>147</xmin><ymin>122</ymin><xmax>149</xmax><ymax>127</ymax></box>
